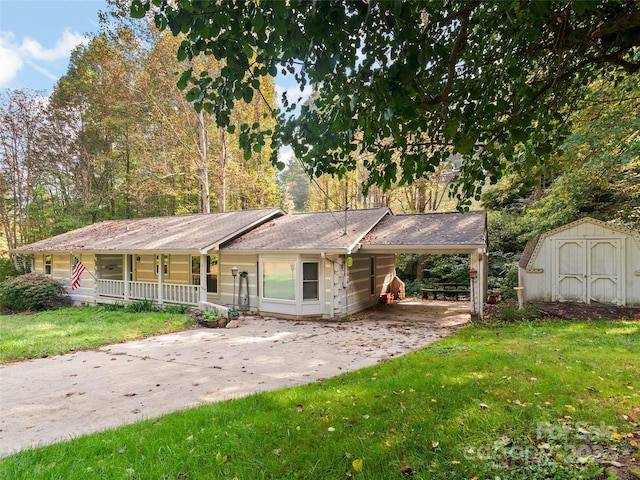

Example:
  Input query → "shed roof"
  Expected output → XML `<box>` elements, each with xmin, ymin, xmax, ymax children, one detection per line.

<box><xmin>13</xmin><ymin>208</ymin><xmax>285</xmax><ymax>254</ymax></box>
<box><xmin>360</xmin><ymin>211</ymin><xmax>487</xmax><ymax>253</ymax></box>
<box><xmin>519</xmin><ymin>216</ymin><xmax>640</xmax><ymax>269</ymax></box>
<box><xmin>224</xmin><ymin>208</ymin><xmax>390</xmax><ymax>253</ymax></box>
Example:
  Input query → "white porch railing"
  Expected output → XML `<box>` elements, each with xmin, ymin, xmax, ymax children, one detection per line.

<box><xmin>96</xmin><ymin>279</ymin><xmax>125</xmax><ymax>297</ymax></box>
<box><xmin>130</xmin><ymin>281</ymin><xmax>159</xmax><ymax>301</ymax></box>
<box><xmin>96</xmin><ymin>279</ymin><xmax>199</xmax><ymax>305</ymax></box>
<box><xmin>162</xmin><ymin>283</ymin><xmax>200</xmax><ymax>305</ymax></box>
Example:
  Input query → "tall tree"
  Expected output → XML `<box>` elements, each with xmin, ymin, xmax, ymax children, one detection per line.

<box><xmin>0</xmin><ymin>89</ymin><xmax>46</xmax><ymax>266</ymax></box>
<box><xmin>131</xmin><ymin>0</ymin><xmax>640</xmax><ymax>207</ymax></box>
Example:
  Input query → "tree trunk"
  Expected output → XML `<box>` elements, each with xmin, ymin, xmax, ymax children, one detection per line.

<box><xmin>197</xmin><ymin>111</ymin><xmax>210</xmax><ymax>213</ymax></box>
<box><xmin>218</xmin><ymin>127</ymin><xmax>226</xmax><ymax>212</ymax></box>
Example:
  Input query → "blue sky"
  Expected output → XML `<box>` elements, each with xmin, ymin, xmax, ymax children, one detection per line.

<box><xmin>0</xmin><ymin>0</ymin><xmax>303</xmax><ymax>163</ymax></box>
<box><xmin>0</xmin><ymin>0</ymin><xmax>108</xmax><ymax>92</ymax></box>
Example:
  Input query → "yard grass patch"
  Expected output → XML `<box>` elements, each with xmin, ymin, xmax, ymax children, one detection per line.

<box><xmin>0</xmin><ymin>306</ymin><xmax>193</xmax><ymax>364</ymax></box>
<box><xmin>1</xmin><ymin>320</ymin><xmax>638</xmax><ymax>479</ymax></box>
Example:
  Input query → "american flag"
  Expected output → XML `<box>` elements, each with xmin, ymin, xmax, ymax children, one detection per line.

<box><xmin>71</xmin><ymin>256</ymin><xmax>86</xmax><ymax>290</ymax></box>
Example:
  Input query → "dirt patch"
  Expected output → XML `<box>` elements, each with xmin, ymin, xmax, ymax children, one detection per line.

<box><xmin>534</xmin><ymin>302</ymin><xmax>640</xmax><ymax>321</ymax></box>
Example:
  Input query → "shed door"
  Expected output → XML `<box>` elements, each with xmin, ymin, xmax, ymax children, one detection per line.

<box><xmin>555</xmin><ymin>240</ymin><xmax>586</xmax><ymax>302</ymax></box>
<box><xmin>554</xmin><ymin>238</ymin><xmax>623</xmax><ymax>305</ymax></box>
<box><xmin>587</xmin><ymin>239</ymin><xmax>623</xmax><ymax>305</ymax></box>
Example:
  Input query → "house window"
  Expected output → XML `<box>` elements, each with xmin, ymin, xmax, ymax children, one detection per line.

<box><xmin>206</xmin><ymin>255</ymin><xmax>218</xmax><ymax>293</ymax></box>
<box><xmin>44</xmin><ymin>254</ymin><xmax>52</xmax><ymax>275</ymax></box>
<box><xmin>191</xmin><ymin>256</ymin><xmax>201</xmax><ymax>285</ymax></box>
<box><xmin>369</xmin><ymin>257</ymin><xmax>376</xmax><ymax>295</ymax></box>
<box><xmin>263</xmin><ymin>261</ymin><xmax>295</xmax><ymax>300</ymax></box>
<box><xmin>302</xmin><ymin>262</ymin><xmax>319</xmax><ymax>300</ymax></box>
<box><xmin>191</xmin><ymin>255</ymin><xmax>218</xmax><ymax>292</ymax></box>
<box><xmin>156</xmin><ymin>255</ymin><xmax>169</xmax><ymax>276</ymax></box>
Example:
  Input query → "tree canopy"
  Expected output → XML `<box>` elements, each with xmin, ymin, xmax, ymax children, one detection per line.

<box><xmin>130</xmin><ymin>0</ymin><xmax>640</xmax><ymax>205</ymax></box>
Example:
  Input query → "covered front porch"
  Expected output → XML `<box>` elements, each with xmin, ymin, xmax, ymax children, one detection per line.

<box><xmin>94</xmin><ymin>253</ymin><xmax>216</xmax><ymax>306</ymax></box>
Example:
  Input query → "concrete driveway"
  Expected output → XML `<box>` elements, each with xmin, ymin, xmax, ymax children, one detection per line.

<box><xmin>0</xmin><ymin>299</ymin><xmax>468</xmax><ymax>457</ymax></box>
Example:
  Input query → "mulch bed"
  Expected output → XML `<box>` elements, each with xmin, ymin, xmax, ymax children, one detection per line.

<box><xmin>534</xmin><ymin>302</ymin><xmax>640</xmax><ymax>321</ymax></box>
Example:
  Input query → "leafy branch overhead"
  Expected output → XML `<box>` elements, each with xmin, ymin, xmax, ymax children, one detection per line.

<box><xmin>130</xmin><ymin>0</ymin><xmax>640</xmax><ymax>205</ymax></box>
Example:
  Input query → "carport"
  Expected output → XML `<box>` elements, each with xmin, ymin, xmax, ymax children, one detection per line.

<box><xmin>360</xmin><ymin>211</ymin><xmax>488</xmax><ymax>319</ymax></box>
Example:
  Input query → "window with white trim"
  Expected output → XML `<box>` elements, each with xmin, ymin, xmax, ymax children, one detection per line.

<box><xmin>302</xmin><ymin>262</ymin><xmax>319</xmax><ymax>300</ymax></box>
<box><xmin>206</xmin><ymin>255</ymin><xmax>218</xmax><ymax>293</ymax></box>
<box><xmin>156</xmin><ymin>255</ymin><xmax>169</xmax><ymax>276</ymax></box>
<box><xmin>369</xmin><ymin>257</ymin><xmax>376</xmax><ymax>295</ymax></box>
<box><xmin>44</xmin><ymin>254</ymin><xmax>52</xmax><ymax>275</ymax></box>
<box><xmin>263</xmin><ymin>261</ymin><xmax>296</xmax><ymax>300</ymax></box>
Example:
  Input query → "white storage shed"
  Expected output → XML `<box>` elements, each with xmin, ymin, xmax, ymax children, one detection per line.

<box><xmin>518</xmin><ymin>217</ymin><xmax>640</xmax><ymax>306</ymax></box>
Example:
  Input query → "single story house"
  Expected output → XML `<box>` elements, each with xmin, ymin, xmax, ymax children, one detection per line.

<box><xmin>13</xmin><ymin>208</ymin><xmax>488</xmax><ymax>319</ymax></box>
<box><xmin>518</xmin><ymin>217</ymin><xmax>640</xmax><ymax>306</ymax></box>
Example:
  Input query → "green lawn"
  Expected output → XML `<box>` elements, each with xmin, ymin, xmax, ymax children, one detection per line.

<box><xmin>1</xmin><ymin>319</ymin><xmax>638</xmax><ymax>479</ymax></box>
<box><xmin>0</xmin><ymin>306</ymin><xmax>193</xmax><ymax>364</ymax></box>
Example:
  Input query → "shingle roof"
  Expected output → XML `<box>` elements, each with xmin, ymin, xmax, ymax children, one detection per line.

<box><xmin>361</xmin><ymin>211</ymin><xmax>486</xmax><ymax>248</ymax></box>
<box><xmin>13</xmin><ymin>208</ymin><xmax>285</xmax><ymax>254</ymax></box>
<box><xmin>224</xmin><ymin>208</ymin><xmax>390</xmax><ymax>253</ymax></box>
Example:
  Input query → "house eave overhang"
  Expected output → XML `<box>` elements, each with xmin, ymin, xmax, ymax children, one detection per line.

<box><xmin>223</xmin><ymin>248</ymin><xmax>350</xmax><ymax>256</ymax></box>
<box><xmin>359</xmin><ymin>244</ymin><xmax>486</xmax><ymax>254</ymax></box>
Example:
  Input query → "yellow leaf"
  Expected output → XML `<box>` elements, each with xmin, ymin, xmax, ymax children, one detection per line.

<box><xmin>431</xmin><ymin>440</ymin><xmax>440</xmax><ymax>448</ymax></box>
<box><xmin>451</xmin><ymin>460</ymin><xmax>461</xmax><ymax>464</ymax></box>
<box><xmin>612</xmin><ymin>432</ymin><xmax>623</xmax><ymax>440</ymax></box>
<box><xmin>352</xmin><ymin>458</ymin><xmax>363</xmax><ymax>473</ymax></box>
<box><xmin>564</xmin><ymin>404</ymin><xmax>574</xmax><ymax>410</ymax></box>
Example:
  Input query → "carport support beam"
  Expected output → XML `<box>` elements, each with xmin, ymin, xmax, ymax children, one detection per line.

<box><xmin>470</xmin><ymin>250</ymin><xmax>486</xmax><ymax>320</ymax></box>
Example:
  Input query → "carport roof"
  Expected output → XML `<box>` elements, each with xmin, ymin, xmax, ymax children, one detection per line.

<box><xmin>13</xmin><ymin>208</ymin><xmax>285</xmax><ymax>254</ymax></box>
<box><xmin>360</xmin><ymin>211</ymin><xmax>487</xmax><ymax>253</ymax></box>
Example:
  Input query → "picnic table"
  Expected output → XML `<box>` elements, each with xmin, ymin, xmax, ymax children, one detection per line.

<box><xmin>421</xmin><ymin>282</ymin><xmax>470</xmax><ymax>301</ymax></box>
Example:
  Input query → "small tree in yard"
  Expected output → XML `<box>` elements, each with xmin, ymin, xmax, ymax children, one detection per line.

<box><xmin>0</xmin><ymin>273</ymin><xmax>70</xmax><ymax>312</ymax></box>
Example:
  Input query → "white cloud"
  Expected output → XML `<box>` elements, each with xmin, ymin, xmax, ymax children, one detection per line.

<box><xmin>0</xmin><ymin>32</ymin><xmax>23</xmax><ymax>87</ymax></box>
<box><xmin>21</xmin><ymin>30</ymin><xmax>88</xmax><ymax>61</ymax></box>
<box><xmin>0</xmin><ymin>29</ymin><xmax>89</xmax><ymax>88</ymax></box>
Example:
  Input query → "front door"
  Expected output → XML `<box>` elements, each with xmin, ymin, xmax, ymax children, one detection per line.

<box><xmin>554</xmin><ymin>238</ymin><xmax>623</xmax><ymax>305</ymax></box>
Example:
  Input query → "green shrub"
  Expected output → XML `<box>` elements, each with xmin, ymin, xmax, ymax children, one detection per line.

<box><xmin>0</xmin><ymin>258</ymin><xmax>17</xmax><ymax>282</ymax></box>
<box><xmin>202</xmin><ymin>310</ymin><xmax>222</xmax><ymax>320</ymax></box>
<box><xmin>0</xmin><ymin>273</ymin><xmax>70</xmax><ymax>312</ymax></box>
<box><xmin>124</xmin><ymin>299</ymin><xmax>158</xmax><ymax>313</ymax></box>
<box><xmin>403</xmin><ymin>279</ymin><xmax>427</xmax><ymax>297</ymax></box>
<box><xmin>163</xmin><ymin>304</ymin><xmax>189</xmax><ymax>314</ymax></box>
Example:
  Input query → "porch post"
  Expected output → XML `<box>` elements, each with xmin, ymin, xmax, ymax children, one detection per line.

<box><xmin>158</xmin><ymin>254</ymin><xmax>164</xmax><ymax>304</ymax></box>
<box><xmin>124</xmin><ymin>254</ymin><xmax>130</xmax><ymax>301</ymax></box>
<box><xmin>200</xmin><ymin>254</ymin><xmax>207</xmax><ymax>302</ymax></box>
<box><xmin>469</xmin><ymin>249</ymin><xmax>487</xmax><ymax>320</ymax></box>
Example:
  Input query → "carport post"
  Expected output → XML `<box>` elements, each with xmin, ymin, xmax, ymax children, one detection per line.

<box><xmin>470</xmin><ymin>249</ymin><xmax>486</xmax><ymax>320</ymax></box>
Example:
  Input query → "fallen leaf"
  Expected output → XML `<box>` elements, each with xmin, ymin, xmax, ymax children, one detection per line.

<box><xmin>431</xmin><ymin>440</ymin><xmax>439</xmax><ymax>448</ymax></box>
<box><xmin>479</xmin><ymin>403</ymin><xmax>490</xmax><ymax>410</ymax></box>
<box><xmin>352</xmin><ymin>458</ymin><xmax>363</xmax><ymax>473</ymax></box>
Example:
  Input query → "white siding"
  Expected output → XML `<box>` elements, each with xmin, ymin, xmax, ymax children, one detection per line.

<box><xmin>520</xmin><ymin>219</ymin><xmax>640</xmax><ymax>306</ymax></box>
<box><xmin>343</xmin><ymin>253</ymin><xmax>396</xmax><ymax>316</ymax></box>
